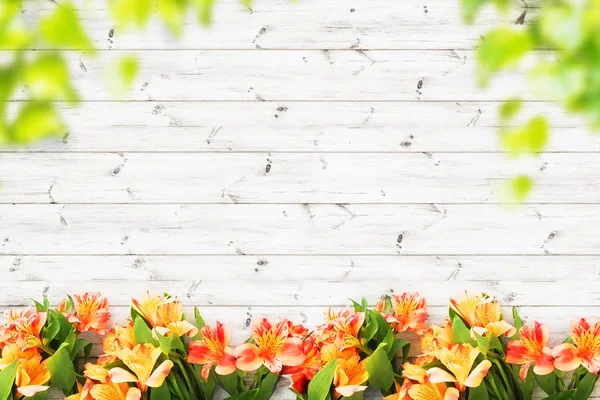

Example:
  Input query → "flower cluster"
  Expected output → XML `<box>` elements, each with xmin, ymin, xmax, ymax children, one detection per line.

<box><xmin>1</xmin><ymin>290</ymin><xmax>600</xmax><ymax>400</ymax></box>
<box><xmin>0</xmin><ymin>293</ymin><xmax>110</xmax><ymax>399</ymax></box>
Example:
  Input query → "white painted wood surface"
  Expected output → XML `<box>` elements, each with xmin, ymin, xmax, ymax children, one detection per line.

<box><xmin>3</xmin><ymin>1</ymin><xmax>600</xmax><ymax>398</ymax></box>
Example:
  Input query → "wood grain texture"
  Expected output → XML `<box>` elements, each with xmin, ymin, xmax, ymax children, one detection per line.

<box><xmin>3</xmin><ymin>1</ymin><xmax>599</xmax><ymax>399</ymax></box>
<box><xmin>1</xmin><ymin>153</ymin><xmax>598</xmax><ymax>203</ymax></box>
<box><xmin>23</xmin><ymin>0</ymin><xmax>532</xmax><ymax>50</ymax></box>
<box><xmin>12</xmin><ymin>49</ymin><xmax>537</xmax><ymax>101</ymax></box>
<box><xmin>6</xmin><ymin>102</ymin><xmax>596</xmax><ymax>153</ymax></box>
<box><xmin>1</xmin><ymin>204</ymin><xmax>598</xmax><ymax>255</ymax></box>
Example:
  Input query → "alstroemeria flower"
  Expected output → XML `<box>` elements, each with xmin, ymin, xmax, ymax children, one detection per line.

<box><xmin>99</xmin><ymin>321</ymin><xmax>136</xmax><ymax>365</ymax></box>
<box><xmin>282</xmin><ymin>336</ymin><xmax>323</xmax><ymax>395</ymax></box>
<box><xmin>321</xmin><ymin>344</ymin><xmax>368</xmax><ymax>398</ymax></box>
<box><xmin>108</xmin><ymin>344</ymin><xmax>174</xmax><ymax>392</ymax></box>
<box><xmin>188</xmin><ymin>322</ymin><xmax>237</xmax><ymax>380</ymax></box>
<box><xmin>234</xmin><ymin>318</ymin><xmax>305</xmax><ymax>374</ymax></box>
<box><xmin>506</xmin><ymin>322</ymin><xmax>555</xmax><ymax>380</ymax></box>
<box><xmin>0</xmin><ymin>344</ymin><xmax>51</xmax><ymax>399</ymax></box>
<box><xmin>472</xmin><ymin>301</ymin><xmax>516</xmax><ymax>338</ymax></box>
<box><xmin>71</xmin><ymin>293</ymin><xmax>111</xmax><ymax>335</ymax></box>
<box><xmin>553</xmin><ymin>318</ymin><xmax>600</xmax><ymax>373</ymax></box>
<box><xmin>56</xmin><ymin>298</ymin><xmax>79</xmax><ymax>324</ymax></box>
<box><xmin>131</xmin><ymin>292</ymin><xmax>197</xmax><ymax>338</ymax></box>
<box><xmin>406</xmin><ymin>383</ymin><xmax>460</xmax><ymax>400</ymax></box>
<box><xmin>68</xmin><ymin>366</ymin><xmax>141</xmax><ymax>400</ymax></box>
<box><xmin>418</xmin><ymin>321</ymin><xmax>454</xmax><ymax>365</ymax></box>
<box><xmin>2</xmin><ymin>308</ymin><xmax>46</xmax><ymax>350</ymax></box>
<box><xmin>388</xmin><ymin>292</ymin><xmax>428</xmax><ymax>334</ymax></box>
<box><xmin>450</xmin><ymin>292</ymin><xmax>515</xmax><ymax>338</ymax></box>
<box><xmin>427</xmin><ymin>344</ymin><xmax>491</xmax><ymax>392</ymax></box>
<box><xmin>316</xmin><ymin>307</ymin><xmax>365</xmax><ymax>349</ymax></box>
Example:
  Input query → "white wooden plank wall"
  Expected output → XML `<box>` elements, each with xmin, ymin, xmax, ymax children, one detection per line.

<box><xmin>2</xmin><ymin>0</ymin><xmax>600</xmax><ymax>398</ymax></box>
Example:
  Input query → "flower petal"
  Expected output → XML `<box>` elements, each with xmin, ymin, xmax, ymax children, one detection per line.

<box><xmin>445</xmin><ymin>387</ymin><xmax>460</xmax><ymax>400</ymax></box>
<box><xmin>126</xmin><ymin>387</ymin><xmax>142</xmax><ymax>400</ymax></box>
<box><xmin>552</xmin><ymin>343</ymin><xmax>582</xmax><ymax>372</ymax></box>
<box><xmin>17</xmin><ymin>385</ymin><xmax>49</xmax><ymax>397</ymax></box>
<box><xmin>277</xmin><ymin>337</ymin><xmax>306</xmax><ymax>367</ymax></box>
<box><xmin>427</xmin><ymin>367</ymin><xmax>456</xmax><ymax>384</ymax></box>
<box><xmin>146</xmin><ymin>360</ymin><xmax>174</xmax><ymax>387</ymax></box>
<box><xmin>464</xmin><ymin>360</ymin><xmax>492</xmax><ymax>388</ymax></box>
<box><xmin>335</xmin><ymin>385</ymin><xmax>367</xmax><ymax>397</ymax></box>
<box><xmin>187</xmin><ymin>342</ymin><xmax>212</xmax><ymax>365</ymax></box>
<box><xmin>108</xmin><ymin>367</ymin><xmax>138</xmax><ymax>383</ymax></box>
<box><xmin>234</xmin><ymin>343</ymin><xmax>263</xmax><ymax>372</ymax></box>
<box><xmin>215</xmin><ymin>353</ymin><xmax>237</xmax><ymax>377</ymax></box>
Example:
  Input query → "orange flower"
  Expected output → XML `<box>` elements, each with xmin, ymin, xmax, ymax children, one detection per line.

<box><xmin>234</xmin><ymin>318</ymin><xmax>305</xmax><ymax>374</ymax></box>
<box><xmin>321</xmin><ymin>345</ymin><xmax>368</xmax><ymax>398</ymax></box>
<box><xmin>418</xmin><ymin>320</ymin><xmax>454</xmax><ymax>365</ymax></box>
<box><xmin>0</xmin><ymin>344</ymin><xmax>50</xmax><ymax>399</ymax></box>
<box><xmin>187</xmin><ymin>322</ymin><xmax>237</xmax><ymax>380</ymax></box>
<box><xmin>506</xmin><ymin>322</ymin><xmax>555</xmax><ymax>380</ymax></box>
<box><xmin>427</xmin><ymin>344</ymin><xmax>491</xmax><ymax>392</ymax></box>
<box><xmin>450</xmin><ymin>292</ymin><xmax>515</xmax><ymax>338</ymax></box>
<box><xmin>1</xmin><ymin>308</ymin><xmax>46</xmax><ymax>350</ymax></box>
<box><xmin>316</xmin><ymin>307</ymin><xmax>365</xmax><ymax>349</ymax></box>
<box><xmin>553</xmin><ymin>318</ymin><xmax>600</xmax><ymax>373</ymax></box>
<box><xmin>71</xmin><ymin>293</ymin><xmax>111</xmax><ymax>335</ymax></box>
<box><xmin>108</xmin><ymin>344</ymin><xmax>174</xmax><ymax>393</ymax></box>
<box><xmin>386</xmin><ymin>293</ymin><xmax>428</xmax><ymax>334</ymax></box>
<box><xmin>99</xmin><ymin>321</ymin><xmax>136</xmax><ymax>365</ymax></box>
<box><xmin>385</xmin><ymin>365</ymin><xmax>459</xmax><ymax>400</ymax></box>
<box><xmin>131</xmin><ymin>292</ymin><xmax>197</xmax><ymax>338</ymax></box>
<box><xmin>68</xmin><ymin>364</ymin><xmax>141</xmax><ymax>400</ymax></box>
<box><xmin>282</xmin><ymin>336</ymin><xmax>323</xmax><ymax>395</ymax></box>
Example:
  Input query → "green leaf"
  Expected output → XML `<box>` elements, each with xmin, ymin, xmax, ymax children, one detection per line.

<box><xmin>477</xmin><ymin>27</ymin><xmax>532</xmax><ymax>87</ymax></box>
<box><xmin>225</xmin><ymin>389</ymin><xmax>259</xmax><ymax>400</ymax></box>
<box><xmin>193</xmin><ymin>307</ymin><xmax>206</xmax><ymax>340</ymax></box>
<box><xmin>240</xmin><ymin>0</ymin><xmax>253</xmax><ymax>8</ymax></box>
<box><xmin>0</xmin><ymin>360</ymin><xmax>18</xmax><ymax>400</ymax></box>
<box><xmin>149</xmin><ymin>382</ymin><xmax>171</xmax><ymax>400</ymax></box>
<box><xmin>255</xmin><ymin>372</ymin><xmax>279</xmax><ymax>400</ymax></box>
<box><xmin>365</xmin><ymin>344</ymin><xmax>394</xmax><ymax>392</ymax></box>
<box><xmin>218</xmin><ymin>372</ymin><xmax>243</xmax><ymax>396</ymax></box>
<box><xmin>511</xmin><ymin>307</ymin><xmax>524</xmax><ymax>340</ymax></box>
<box><xmin>116</xmin><ymin>55</ymin><xmax>139</xmax><ymax>92</ymax></box>
<box><xmin>535</xmin><ymin>371</ymin><xmax>558</xmax><ymax>396</ymax></box>
<box><xmin>500</xmin><ymin>116</ymin><xmax>549</xmax><ymax>155</ymax></box>
<box><xmin>109</xmin><ymin>0</ymin><xmax>153</xmax><ymax>28</ymax></box>
<box><xmin>158</xmin><ymin>0</ymin><xmax>187</xmax><ymax>36</ymax></box>
<box><xmin>192</xmin><ymin>0</ymin><xmax>216</xmax><ymax>26</ymax></box>
<box><xmin>47</xmin><ymin>344</ymin><xmax>76</xmax><ymax>392</ymax></box>
<box><xmin>10</xmin><ymin>102</ymin><xmax>65</xmax><ymax>144</ymax></box>
<box><xmin>500</xmin><ymin>175</ymin><xmax>534</xmax><ymax>204</ymax></box>
<box><xmin>462</xmin><ymin>0</ymin><xmax>487</xmax><ymax>23</ymax></box>
<box><xmin>308</xmin><ymin>360</ymin><xmax>337</xmax><ymax>400</ymax></box>
<box><xmin>69</xmin><ymin>338</ymin><xmax>92</xmax><ymax>361</ymax></box>
<box><xmin>156</xmin><ymin>331</ymin><xmax>172</xmax><ymax>354</ymax></box>
<box><xmin>134</xmin><ymin>316</ymin><xmax>159</xmax><ymax>346</ymax></box>
<box><xmin>25</xmin><ymin>53</ymin><xmax>79</xmax><ymax>103</ymax></box>
<box><xmin>573</xmin><ymin>372</ymin><xmax>598</xmax><ymax>400</ymax></box>
<box><xmin>474</xmin><ymin>330</ymin><xmax>490</xmax><ymax>354</ymax></box>
<box><xmin>468</xmin><ymin>381</ymin><xmax>489</xmax><ymax>400</ymax></box>
<box><xmin>499</xmin><ymin>99</ymin><xmax>522</xmax><ymax>122</ymax></box>
<box><xmin>540</xmin><ymin>4</ymin><xmax>584</xmax><ymax>51</ymax></box>
<box><xmin>452</xmin><ymin>315</ymin><xmax>473</xmax><ymax>345</ymax></box>
<box><xmin>543</xmin><ymin>390</ymin><xmax>575</xmax><ymax>400</ymax></box>
<box><xmin>39</xmin><ymin>2</ymin><xmax>95</xmax><ymax>51</ymax></box>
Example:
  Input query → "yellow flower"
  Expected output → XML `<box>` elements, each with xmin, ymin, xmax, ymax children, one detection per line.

<box><xmin>427</xmin><ymin>344</ymin><xmax>491</xmax><ymax>392</ymax></box>
<box><xmin>108</xmin><ymin>344</ymin><xmax>173</xmax><ymax>393</ymax></box>
<box><xmin>131</xmin><ymin>292</ymin><xmax>197</xmax><ymax>337</ymax></box>
<box><xmin>0</xmin><ymin>344</ymin><xmax>50</xmax><ymax>399</ymax></box>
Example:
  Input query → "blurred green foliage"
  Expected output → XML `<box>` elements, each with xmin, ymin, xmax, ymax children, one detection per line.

<box><xmin>465</xmin><ymin>0</ymin><xmax>600</xmax><ymax>201</ymax></box>
<box><xmin>0</xmin><ymin>0</ymin><xmax>252</xmax><ymax>146</ymax></box>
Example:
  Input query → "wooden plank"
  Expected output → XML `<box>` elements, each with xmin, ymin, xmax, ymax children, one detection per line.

<box><xmin>21</xmin><ymin>0</ymin><xmax>532</xmax><ymax>50</ymax></box>
<box><xmin>1</xmin><ymin>204</ymin><xmax>598</xmax><ymax>255</ymax></box>
<box><xmin>12</xmin><ymin>50</ymin><xmax>534</xmax><ymax>101</ymax></box>
<box><xmin>6</xmin><ymin>102</ymin><xmax>595</xmax><ymax>153</ymax></box>
<box><xmin>2</xmin><ymin>255</ymin><xmax>596</xmax><ymax>282</ymax></box>
<box><xmin>3</xmin><ymin>280</ymin><xmax>600</xmax><ymax>307</ymax></box>
<box><xmin>1</xmin><ymin>153</ymin><xmax>598</xmax><ymax>204</ymax></box>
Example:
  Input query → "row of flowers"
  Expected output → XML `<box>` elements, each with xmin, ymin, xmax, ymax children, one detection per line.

<box><xmin>0</xmin><ymin>291</ymin><xmax>599</xmax><ymax>400</ymax></box>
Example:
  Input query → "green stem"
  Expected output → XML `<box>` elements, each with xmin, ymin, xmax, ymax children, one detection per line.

<box><xmin>168</xmin><ymin>373</ymin><xmax>187</xmax><ymax>400</ymax></box>
<box><xmin>491</xmin><ymin>358</ymin><xmax>517</xmax><ymax>400</ymax></box>
<box><xmin>174</xmin><ymin>358</ymin><xmax>198</xmax><ymax>400</ymax></box>
<box><xmin>487</xmin><ymin>375</ymin><xmax>509</xmax><ymax>400</ymax></box>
